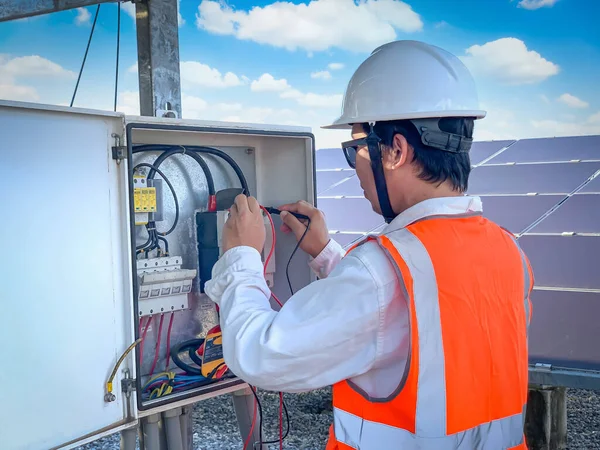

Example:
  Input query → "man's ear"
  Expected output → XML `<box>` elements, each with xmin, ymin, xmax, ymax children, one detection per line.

<box><xmin>383</xmin><ymin>133</ymin><xmax>410</xmax><ymax>170</ymax></box>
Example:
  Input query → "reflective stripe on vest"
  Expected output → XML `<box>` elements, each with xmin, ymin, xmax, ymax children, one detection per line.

<box><xmin>328</xmin><ymin>215</ymin><xmax>531</xmax><ymax>450</ymax></box>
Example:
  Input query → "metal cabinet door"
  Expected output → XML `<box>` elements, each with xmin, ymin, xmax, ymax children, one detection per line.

<box><xmin>0</xmin><ymin>101</ymin><xmax>137</xmax><ymax>449</ymax></box>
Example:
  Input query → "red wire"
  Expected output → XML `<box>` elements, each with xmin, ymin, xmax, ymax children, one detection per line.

<box><xmin>139</xmin><ymin>315</ymin><xmax>152</xmax><ymax>366</ymax></box>
<box><xmin>149</xmin><ymin>313</ymin><xmax>165</xmax><ymax>376</ymax></box>
<box><xmin>165</xmin><ymin>311</ymin><xmax>175</xmax><ymax>371</ymax></box>
<box><xmin>260</xmin><ymin>206</ymin><xmax>283</xmax><ymax>308</ymax></box>
<box><xmin>243</xmin><ymin>387</ymin><xmax>258</xmax><ymax>450</ymax></box>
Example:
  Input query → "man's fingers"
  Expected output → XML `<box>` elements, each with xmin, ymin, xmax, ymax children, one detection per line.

<box><xmin>278</xmin><ymin>200</ymin><xmax>316</xmax><ymax>218</ymax></box>
<box><xmin>280</xmin><ymin>210</ymin><xmax>306</xmax><ymax>237</ymax></box>
<box><xmin>234</xmin><ymin>194</ymin><xmax>249</xmax><ymax>214</ymax></box>
<box><xmin>247</xmin><ymin>196</ymin><xmax>260</xmax><ymax>214</ymax></box>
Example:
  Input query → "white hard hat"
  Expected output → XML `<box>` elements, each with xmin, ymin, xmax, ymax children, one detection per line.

<box><xmin>322</xmin><ymin>40</ymin><xmax>486</xmax><ymax>129</ymax></box>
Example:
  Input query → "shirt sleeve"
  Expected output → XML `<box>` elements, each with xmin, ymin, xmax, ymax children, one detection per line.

<box><xmin>308</xmin><ymin>238</ymin><xmax>346</xmax><ymax>279</ymax></box>
<box><xmin>203</xmin><ymin>244</ymin><xmax>382</xmax><ymax>393</ymax></box>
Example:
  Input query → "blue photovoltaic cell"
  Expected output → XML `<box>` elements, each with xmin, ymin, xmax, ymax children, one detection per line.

<box><xmin>316</xmin><ymin>148</ymin><xmax>349</xmax><ymax>170</ymax></box>
<box><xmin>319</xmin><ymin>174</ymin><xmax>363</xmax><ymax>197</ymax></box>
<box><xmin>486</xmin><ymin>135</ymin><xmax>600</xmax><ymax>164</ymax></box>
<box><xmin>315</xmin><ymin>171</ymin><xmax>356</xmax><ymax>194</ymax></box>
<box><xmin>480</xmin><ymin>195</ymin><xmax>562</xmax><ymax>234</ymax></box>
<box><xmin>467</xmin><ymin>162</ymin><xmax>600</xmax><ymax>195</ymax></box>
<box><xmin>518</xmin><ymin>235</ymin><xmax>600</xmax><ymax>289</ymax></box>
<box><xmin>529</xmin><ymin>193</ymin><xmax>600</xmax><ymax>234</ymax></box>
<box><xmin>318</xmin><ymin>197</ymin><xmax>384</xmax><ymax>232</ymax></box>
<box><xmin>470</xmin><ymin>140</ymin><xmax>515</xmax><ymax>166</ymax></box>
<box><xmin>529</xmin><ymin>290</ymin><xmax>600</xmax><ymax>370</ymax></box>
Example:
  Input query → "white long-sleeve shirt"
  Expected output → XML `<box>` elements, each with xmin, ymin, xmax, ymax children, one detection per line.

<box><xmin>204</xmin><ymin>195</ymin><xmax>483</xmax><ymax>397</ymax></box>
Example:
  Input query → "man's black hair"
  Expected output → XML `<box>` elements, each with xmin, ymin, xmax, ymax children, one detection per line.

<box><xmin>362</xmin><ymin>118</ymin><xmax>474</xmax><ymax>192</ymax></box>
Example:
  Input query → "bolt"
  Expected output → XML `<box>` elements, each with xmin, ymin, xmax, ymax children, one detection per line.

<box><xmin>150</xmin><ymin>309</ymin><xmax>153</xmax><ymax>314</ymax></box>
<box><xmin>161</xmin><ymin>307</ymin><xmax>164</xmax><ymax>312</ymax></box>
<box><xmin>181</xmin><ymin>304</ymin><xmax>185</xmax><ymax>309</ymax></box>
<box><xmin>104</xmin><ymin>393</ymin><xmax>116</xmax><ymax>402</ymax></box>
<box><xmin>246</xmin><ymin>148</ymin><xmax>254</xmax><ymax>155</ymax></box>
<box><xmin>171</xmin><ymin>306</ymin><xmax>175</xmax><ymax>310</ymax></box>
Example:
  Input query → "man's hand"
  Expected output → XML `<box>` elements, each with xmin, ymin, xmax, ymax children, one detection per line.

<box><xmin>222</xmin><ymin>194</ymin><xmax>266</xmax><ymax>254</ymax></box>
<box><xmin>278</xmin><ymin>200</ymin><xmax>330</xmax><ymax>259</ymax></box>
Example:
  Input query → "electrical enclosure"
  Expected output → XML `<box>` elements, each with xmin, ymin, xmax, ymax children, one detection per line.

<box><xmin>0</xmin><ymin>100</ymin><xmax>316</xmax><ymax>450</ymax></box>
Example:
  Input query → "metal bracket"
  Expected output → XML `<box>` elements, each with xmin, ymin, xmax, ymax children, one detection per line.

<box><xmin>534</xmin><ymin>363</ymin><xmax>553</xmax><ymax>372</ymax></box>
<box><xmin>122</xmin><ymin>375</ymin><xmax>136</xmax><ymax>396</ymax></box>
<box><xmin>112</xmin><ymin>146</ymin><xmax>127</xmax><ymax>161</ymax></box>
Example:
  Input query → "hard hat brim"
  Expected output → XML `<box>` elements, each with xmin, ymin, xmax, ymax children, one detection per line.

<box><xmin>321</xmin><ymin>109</ymin><xmax>487</xmax><ymax>130</ymax></box>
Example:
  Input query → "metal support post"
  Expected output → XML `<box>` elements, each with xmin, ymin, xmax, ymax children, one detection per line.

<box><xmin>135</xmin><ymin>0</ymin><xmax>182</xmax><ymax>118</ymax></box>
<box><xmin>524</xmin><ymin>386</ymin><xmax>568</xmax><ymax>450</ymax></box>
<box><xmin>232</xmin><ymin>387</ymin><xmax>267</xmax><ymax>450</ymax></box>
<box><xmin>180</xmin><ymin>405</ymin><xmax>194</xmax><ymax>450</ymax></box>
<box><xmin>120</xmin><ymin>426</ymin><xmax>138</xmax><ymax>450</ymax></box>
<box><xmin>163</xmin><ymin>408</ymin><xmax>184</xmax><ymax>450</ymax></box>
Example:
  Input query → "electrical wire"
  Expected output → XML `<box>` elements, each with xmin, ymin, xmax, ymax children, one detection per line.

<box><xmin>105</xmin><ymin>337</ymin><xmax>143</xmax><ymax>399</ymax></box>
<box><xmin>114</xmin><ymin>1</ymin><xmax>121</xmax><ymax>112</ymax></box>
<box><xmin>165</xmin><ymin>312</ymin><xmax>175</xmax><ymax>372</ymax></box>
<box><xmin>149</xmin><ymin>313</ymin><xmax>164</xmax><ymax>376</ymax></box>
<box><xmin>139</xmin><ymin>315</ymin><xmax>152</xmax><ymax>367</ymax></box>
<box><xmin>286</xmin><ymin>219</ymin><xmax>311</xmax><ymax>295</ymax></box>
<box><xmin>132</xmin><ymin>144</ymin><xmax>249</xmax><ymax>195</ymax></box>
<box><xmin>71</xmin><ymin>5</ymin><xmax>100</xmax><ymax>107</ymax></box>
<box><xmin>133</xmin><ymin>163</ymin><xmax>180</xmax><ymax>236</ymax></box>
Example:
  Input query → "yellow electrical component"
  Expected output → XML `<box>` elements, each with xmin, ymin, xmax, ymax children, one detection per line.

<box><xmin>134</xmin><ymin>187</ymin><xmax>157</xmax><ymax>213</ymax></box>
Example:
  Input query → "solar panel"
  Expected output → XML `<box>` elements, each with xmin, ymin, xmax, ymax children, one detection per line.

<box><xmin>579</xmin><ymin>171</ymin><xmax>600</xmax><ymax>193</ymax></box>
<box><xmin>315</xmin><ymin>171</ymin><xmax>356</xmax><ymax>195</ymax></box>
<box><xmin>480</xmin><ymin>195</ymin><xmax>563</xmax><ymax>234</ymax></box>
<box><xmin>527</xmin><ymin>193</ymin><xmax>600</xmax><ymax>234</ymax></box>
<box><xmin>318</xmin><ymin>175</ymin><xmax>362</xmax><ymax>197</ymax></box>
<box><xmin>315</xmin><ymin>148</ymin><xmax>348</xmax><ymax>170</ymax></box>
<box><xmin>486</xmin><ymin>135</ymin><xmax>600</xmax><ymax>164</ymax></box>
<box><xmin>529</xmin><ymin>290</ymin><xmax>600</xmax><ymax>370</ymax></box>
<box><xmin>470</xmin><ymin>140</ymin><xmax>515</xmax><ymax>166</ymax></box>
<box><xmin>318</xmin><ymin>197</ymin><xmax>384</xmax><ymax>232</ymax></box>
<box><xmin>518</xmin><ymin>235</ymin><xmax>600</xmax><ymax>290</ymax></box>
<box><xmin>467</xmin><ymin>161</ymin><xmax>600</xmax><ymax>195</ymax></box>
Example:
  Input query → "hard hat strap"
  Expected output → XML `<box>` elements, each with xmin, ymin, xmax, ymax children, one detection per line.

<box><xmin>366</xmin><ymin>125</ymin><xmax>396</xmax><ymax>224</ymax></box>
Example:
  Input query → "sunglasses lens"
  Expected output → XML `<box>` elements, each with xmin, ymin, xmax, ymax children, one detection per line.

<box><xmin>343</xmin><ymin>147</ymin><xmax>357</xmax><ymax>168</ymax></box>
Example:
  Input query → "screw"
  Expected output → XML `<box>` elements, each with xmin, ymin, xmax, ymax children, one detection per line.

<box><xmin>181</xmin><ymin>304</ymin><xmax>185</xmax><ymax>308</ymax></box>
<box><xmin>245</xmin><ymin>148</ymin><xmax>253</xmax><ymax>155</ymax></box>
<box><xmin>171</xmin><ymin>306</ymin><xmax>175</xmax><ymax>310</ymax></box>
<box><xmin>104</xmin><ymin>393</ymin><xmax>116</xmax><ymax>403</ymax></box>
<box><xmin>139</xmin><ymin>311</ymin><xmax>142</xmax><ymax>316</ymax></box>
<box><xmin>150</xmin><ymin>309</ymin><xmax>153</xmax><ymax>314</ymax></box>
<box><xmin>161</xmin><ymin>307</ymin><xmax>164</xmax><ymax>311</ymax></box>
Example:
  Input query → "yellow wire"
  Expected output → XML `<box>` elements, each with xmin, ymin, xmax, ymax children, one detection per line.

<box><xmin>106</xmin><ymin>338</ymin><xmax>143</xmax><ymax>396</ymax></box>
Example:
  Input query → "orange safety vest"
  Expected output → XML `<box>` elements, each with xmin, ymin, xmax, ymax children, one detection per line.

<box><xmin>325</xmin><ymin>213</ymin><xmax>533</xmax><ymax>450</ymax></box>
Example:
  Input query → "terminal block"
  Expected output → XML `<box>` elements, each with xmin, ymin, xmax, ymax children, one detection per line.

<box><xmin>136</xmin><ymin>256</ymin><xmax>196</xmax><ymax>316</ymax></box>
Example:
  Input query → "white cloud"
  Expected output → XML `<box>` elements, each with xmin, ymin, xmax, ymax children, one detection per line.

<box><xmin>0</xmin><ymin>55</ymin><xmax>75</xmax><ymax>79</ymax></box>
<box><xmin>462</xmin><ymin>37</ymin><xmax>559</xmax><ymax>85</ymax></box>
<box><xmin>75</xmin><ymin>7</ymin><xmax>91</xmax><ymax>26</ymax></box>
<box><xmin>328</xmin><ymin>63</ymin><xmax>344</xmax><ymax>71</ymax></box>
<box><xmin>195</xmin><ymin>0</ymin><xmax>423</xmax><ymax>52</ymax></box>
<box><xmin>540</xmin><ymin>94</ymin><xmax>550</xmax><ymax>104</ymax></box>
<box><xmin>181</xmin><ymin>94</ymin><xmax>209</xmax><ymax>118</ymax></box>
<box><xmin>122</xmin><ymin>1</ymin><xmax>185</xmax><ymax>26</ymax></box>
<box><xmin>311</xmin><ymin>70</ymin><xmax>332</xmax><ymax>80</ymax></box>
<box><xmin>517</xmin><ymin>0</ymin><xmax>559</xmax><ymax>10</ymax></box>
<box><xmin>217</xmin><ymin>103</ymin><xmax>243</xmax><ymax>112</ymax></box>
<box><xmin>251</xmin><ymin>73</ymin><xmax>292</xmax><ymax>92</ymax></box>
<box><xmin>128</xmin><ymin>63</ymin><xmax>138</xmax><ymax>73</ymax></box>
<box><xmin>250</xmin><ymin>72</ymin><xmax>342</xmax><ymax>107</ymax></box>
<box><xmin>0</xmin><ymin>84</ymin><xmax>39</xmax><ymax>102</ymax></box>
<box><xmin>530</xmin><ymin>115</ymin><xmax>600</xmax><ymax>136</ymax></box>
<box><xmin>434</xmin><ymin>20</ymin><xmax>450</xmax><ymax>28</ymax></box>
<box><xmin>181</xmin><ymin>61</ymin><xmax>246</xmax><ymax>89</ymax></box>
<box><xmin>557</xmin><ymin>93</ymin><xmax>589</xmax><ymax>109</ymax></box>
<box><xmin>588</xmin><ymin>112</ymin><xmax>600</xmax><ymax>124</ymax></box>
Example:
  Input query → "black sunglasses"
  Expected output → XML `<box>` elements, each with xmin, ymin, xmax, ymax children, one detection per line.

<box><xmin>341</xmin><ymin>137</ymin><xmax>368</xmax><ymax>169</ymax></box>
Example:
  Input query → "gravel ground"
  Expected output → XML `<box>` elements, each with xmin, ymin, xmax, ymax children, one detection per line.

<box><xmin>78</xmin><ymin>388</ymin><xmax>599</xmax><ymax>450</ymax></box>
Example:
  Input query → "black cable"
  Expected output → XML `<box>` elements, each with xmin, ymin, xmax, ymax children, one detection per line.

<box><xmin>250</xmin><ymin>387</ymin><xmax>264</xmax><ymax>449</ymax></box>
<box><xmin>157</xmin><ymin>235</ymin><xmax>169</xmax><ymax>255</ymax></box>
<box><xmin>170</xmin><ymin>339</ymin><xmax>205</xmax><ymax>375</ymax></box>
<box><xmin>262</xmin><ymin>394</ymin><xmax>290</xmax><ymax>445</ymax></box>
<box><xmin>133</xmin><ymin>163</ymin><xmax>179</xmax><ymax>236</ymax></box>
<box><xmin>70</xmin><ymin>5</ymin><xmax>100</xmax><ymax>107</ymax></box>
<box><xmin>114</xmin><ymin>1</ymin><xmax>121</xmax><ymax>112</ymax></box>
<box><xmin>133</xmin><ymin>144</ymin><xmax>249</xmax><ymax>195</ymax></box>
<box><xmin>146</xmin><ymin>147</ymin><xmax>216</xmax><ymax>196</ymax></box>
<box><xmin>286</xmin><ymin>219</ymin><xmax>311</xmax><ymax>295</ymax></box>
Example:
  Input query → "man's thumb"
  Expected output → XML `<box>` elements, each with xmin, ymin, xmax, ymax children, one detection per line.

<box><xmin>280</xmin><ymin>211</ymin><xmax>304</xmax><ymax>236</ymax></box>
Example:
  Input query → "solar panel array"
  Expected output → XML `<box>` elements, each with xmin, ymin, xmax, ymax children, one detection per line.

<box><xmin>315</xmin><ymin>135</ymin><xmax>600</xmax><ymax>375</ymax></box>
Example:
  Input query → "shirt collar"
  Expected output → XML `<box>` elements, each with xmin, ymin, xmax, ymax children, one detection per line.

<box><xmin>382</xmin><ymin>195</ymin><xmax>483</xmax><ymax>234</ymax></box>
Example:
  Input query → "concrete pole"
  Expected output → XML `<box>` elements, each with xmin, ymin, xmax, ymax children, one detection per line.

<box><xmin>120</xmin><ymin>426</ymin><xmax>137</xmax><ymax>450</ymax></box>
<box><xmin>524</xmin><ymin>386</ymin><xmax>568</xmax><ymax>450</ymax></box>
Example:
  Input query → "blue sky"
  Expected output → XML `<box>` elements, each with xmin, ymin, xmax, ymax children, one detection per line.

<box><xmin>1</xmin><ymin>0</ymin><xmax>599</xmax><ymax>147</ymax></box>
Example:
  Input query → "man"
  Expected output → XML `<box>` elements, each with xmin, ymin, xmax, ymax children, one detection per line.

<box><xmin>204</xmin><ymin>40</ymin><xmax>533</xmax><ymax>449</ymax></box>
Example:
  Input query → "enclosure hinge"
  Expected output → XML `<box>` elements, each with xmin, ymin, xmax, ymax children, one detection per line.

<box><xmin>534</xmin><ymin>363</ymin><xmax>553</xmax><ymax>372</ymax></box>
<box><xmin>112</xmin><ymin>146</ymin><xmax>127</xmax><ymax>161</ymax></box>
<box><xmin>121</xmin><ymin>373</ymin><xmax>135</xmax><ymax>397</ymax></box>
